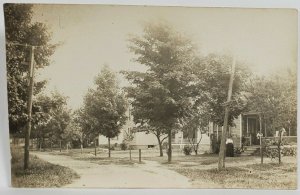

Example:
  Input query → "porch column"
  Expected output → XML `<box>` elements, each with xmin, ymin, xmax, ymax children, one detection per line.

<box><xmin>259</xmin><ymin>114</ymin><xmax>262</xmax><ymax>134</ymax></box>
<box><xmin>240</xmin><ymin>115</ymin><xmax>242</xmax><ymax>147</ymax></box>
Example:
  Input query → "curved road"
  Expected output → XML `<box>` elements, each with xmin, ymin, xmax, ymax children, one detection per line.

<box><xmin>32</xmin><ymin>152</ymin><xmax>191</xmax><ymax>188</ymax></box>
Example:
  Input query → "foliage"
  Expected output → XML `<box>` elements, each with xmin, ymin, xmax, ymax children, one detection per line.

<box><xmin>81</xmin><ymin>65</ymin><xmax>127</xmax><ymax>157</ymax></box>
<box><xmin>246</xmin><ymin>70</ymin><xmax>297</xmax><ymax>136</ymax></box>
<box><xmin>233</xmin><ymin>148</ymin><xmax>242</xmax><ymax>156</ymax></box>
<box><xmin>183</xmin><ymin>145</ymin><xmax>192</xmax><ymax>155</ymax></box>
<box><xmin>181</xmin><ymin>103</ymin><xmax>210</xmax><ymax>155</ymax></box>
<box><xmin>4</xmin><ymin>4</ymin><xmax>57</xmax><ymax>134</ymax></box>
<box><xmin>120</xmin><ymin>142</ymin><xmax>128</xmax><ymax>150</ymax></box>
<box><xmin>123</xmin><ymin>21</ymin><xmax>199</xmax><ymax>159</ymax></box>
<box><xmin>83</xmin><ymin>66</ymin><xmax>128</xmax><ymax>139</ymax></box>
<box><xmin>63</xmin><ymin>113</ymin><xmax>85</xmax><ymax>148</ymax></box>
<box><xmin>281</xmin><ymin>146</ymin><xmax>297</xmax><ymax>157</ymax></box>
<box><xmin>31</xmin><ymin>91</ymin><xmax>71</xmax><ymax>146</ymax></box>
<box><xmin>192</xmin><ymin>54</ymin><xmax>250</xmax><ymax>127</ymax></box>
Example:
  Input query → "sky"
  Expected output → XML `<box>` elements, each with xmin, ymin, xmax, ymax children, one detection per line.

<box><xmin>31</xmin><ymin>5</ymin><xmax>298</xmax><ymax>109</ymax></box>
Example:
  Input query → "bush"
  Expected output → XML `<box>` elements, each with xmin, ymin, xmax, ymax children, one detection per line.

<box><xmin>162</xmin><ymin>142</ymin><xmax>168</xmax><ymax>149</ymax></box>
<box><xmin>183</xmin><ymin>145</ymin><xmax>192</xmax><ymax>155</ymax></box>
<box><xmin>234</xmin><ymin>147</ymin><xmax>242</xmax><ymax>156</ymax></box>
<box><xmin>282</xmin><ymin>146</ymin><xmax>297</xmax><ymax>156</ymax></box>
<box><xmin>120</xmin><ymin>142</ymin><xmax>127</xmax><ymax>150</ymax></box>
<box><xmin>264</xmin><ymin>147</ymin><xmax>279</xmax><ymax>160</ymax></box>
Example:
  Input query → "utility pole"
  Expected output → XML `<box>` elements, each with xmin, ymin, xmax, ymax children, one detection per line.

<box><xmin>24</xmin><ymin>46</ymin><xmax>35</xmax><ymax>170</ymax></box>
<box><xmin>218</xmin><ymin>56</ymin><xmax>236</xmax><ymax>171</ymax></box>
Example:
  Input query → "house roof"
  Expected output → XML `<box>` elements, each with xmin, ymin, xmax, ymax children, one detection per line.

<box><xmin>242</xmin><ymin>111</ymin><xmax>262</xmax><ymax>116</ymax></box>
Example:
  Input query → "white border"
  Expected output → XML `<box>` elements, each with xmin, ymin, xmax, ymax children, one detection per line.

<box><xmin>0</xmin><ymin>1</ymin><xmax>299</xmax><ymax>195</ymax></box>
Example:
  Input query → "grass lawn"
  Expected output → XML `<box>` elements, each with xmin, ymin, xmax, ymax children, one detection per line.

<box><xmin>156</xmin><ymin>155</ymin><xmax>297</xmax><ymax>189</ymax></box>
<box><xmin>11</xmin><ymin>146</ymin><xmax>79</xmax><ymax>188</ymax></box>
<box><xmin>49</xmin><ymin>149</ymin><xmax>144</xmax><ymax>165</ymax></box>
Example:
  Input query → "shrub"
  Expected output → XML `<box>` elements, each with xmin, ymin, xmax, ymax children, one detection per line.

<box><xmin>264</xmin><ymin>147</ymin><xmax>279</xmax><ymax>160</ymax></box>
<box><xmin>120</xmin><ymin>142</ymin><xmax>127</xmax><ymax>150</ymax></box>
<box><xmin>282</xmin><ymin>146</ymin><xmax>297</xmax><ymax>156</ymax></box>
<box><xmin>183</xmin><ymin>145</ymin><xmax>192</xmax><ymax>155</ymax></box>
<box><xmin>234</xmin><ymin>147</ymin><xmax>242</xmax><ymax>156</ymax></box>
<box><xmin>162</xmin><ymin>142</ymin><xmax>168</xmax><ymax>149</ymax></box>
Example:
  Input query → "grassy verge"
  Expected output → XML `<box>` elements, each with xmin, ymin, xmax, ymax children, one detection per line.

<box><xmin>169</xmin><ymin>157</ymin><xmax>297</xmax><ymax>189</ymax></box>
<box><xmin>11</xmin><ymin>147</ymin><xmax>79</xmax><ymax>188</ymax></box>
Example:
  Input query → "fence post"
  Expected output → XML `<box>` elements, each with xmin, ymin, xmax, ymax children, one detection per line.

<box><xmin>94</xmin><ymin>141</ymin><xmax>97</xmax><ymax>156</ymax></box>
<box><xmin>278</xmin><ymin>131</ymin><xmax>282</xmax><ymax>164</ymax></box>
<box><xmin>59</xmin><ymin>140</ymin><xmax>62</xmax><ymax>152</ymax></box>
<box><xmin>260</xmin><ymin>136</ymin><xmax>263</xmax><ymax>164</ymax></box>
<box><xmin>139</xmin><ymin>149</ymin><xmax>141</xmax><ymax>163</ymax></box>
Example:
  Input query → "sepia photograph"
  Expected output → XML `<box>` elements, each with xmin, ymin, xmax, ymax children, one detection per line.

<box><xmin>3</xmin><ymin>3</ymin><xmax>297</xmax><ymax>189</ymax></box>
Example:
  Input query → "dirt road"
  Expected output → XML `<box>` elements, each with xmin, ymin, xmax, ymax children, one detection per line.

<box><xmin>32</xmin><ymin>152</ymin><xmax>191</xmax><ymax>188</ymax></box>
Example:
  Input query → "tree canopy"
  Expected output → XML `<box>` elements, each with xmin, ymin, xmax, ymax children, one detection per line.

<box><xmin>82</xmin><ymin>66</ymin><xmax>128</xmax><ymax>143</ymax></box>
<box><xmin>4</xmin><ymin>4</ymin><xmax>57</xmax><ymax>134</ymax></box>
<box><xmin>246</xmin><ymin>70</ymin><xmax>297</xmax><ymax>136</ymax></box>
<box><xmin>123</xmin><ymin>21</ymin><xmax>200</xmax><ymax>161</ymax></box>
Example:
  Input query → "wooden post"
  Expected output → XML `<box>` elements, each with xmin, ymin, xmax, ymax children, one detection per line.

<box><xmin>94</xmin><ymin>140</ymin><xmax>97</xmax><ymax>156</ymax></box>
<box><xmin>81</xmin><ymin>134</ymin><xmax>83</xmax><ymax>154</ymax></box>
<box><xmin>218</xmin><ymin>56</ymin><xmax>236</xmax><ymax>170</ymax></box>
<box><xmin>278</xmin><ymin>130</ymin><xmax>282</xmax><ymax>164</ymax></box>
<box><xmin>24</xmin><ymin>46</ymin><xmax>35</xmax><ymax>170</ymax></box>
<box><xmin>139</xmin><ymin>149</ymin><xmax>141</xmax><ymax>163</ymax></box>
<box><xmin>216</xmin><ymin>124</ymin><xmax>219</xmax><ymax>141</ymax></box>
<box><xmin>167</xmin><ymin>129</ymin><xmax>172</xmax><ymax>163</ymax></box>
<box><xmin>108</xmin><ymin>138</ymin><xmax>111</xmax><ymax>158</ymax></box>
<box><xmin>59</xmin><ymin>140</ymin><xmax>62</xmax><ymax>152</ymax></box>
<box><xmin>129</xmin><ymin>148</ymin><xmax>132</xmax><ymax>161</ymax></box>
<box><xmin>246</xmin><ymin>117</ymin><xmax>249</xmax><ymax>136</ymax></box>
<box><xmin>259</xmin><ymin>115</ymin><xmax>263</xmax><ymax>164</ymax></box>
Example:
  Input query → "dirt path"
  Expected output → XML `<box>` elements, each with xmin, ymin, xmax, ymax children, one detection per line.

<box><xmin>32</xmin><ymin>152</ymin><xmax>191</xmax><ymax>188</ymax></box>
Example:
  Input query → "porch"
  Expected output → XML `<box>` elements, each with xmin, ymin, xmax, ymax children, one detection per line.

<box><xmin>241</xmin><ymin>111</ymin><xmax>265</xmax><ymax>146</ymax></box>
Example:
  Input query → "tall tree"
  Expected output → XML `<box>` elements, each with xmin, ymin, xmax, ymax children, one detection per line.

<box><xmin>4</xmin><ymin>4</ymin><xmax>57</xmax><ymax>135</ymax></box>
<box><xmin>123</xmin><ymin>21</ymin><xmax>198</xmax><ymax>162</ymax></box>
<box><xmin>83</xmin><ymin>66</ymin><xmax>128</xmax><ymax>157</ymax></box>
<box><xmin>193</xmin><ymin>54</ymin><xmax>250</xmax><ymax>127</ymax></box>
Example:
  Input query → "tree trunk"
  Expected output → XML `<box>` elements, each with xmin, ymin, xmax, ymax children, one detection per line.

<box><xmin>50</xmin><ymin>140</ymin><xmax>53</xmax><ymax>152</ymax></box>
<box><xmin>42</xmin><ymin>137</ymin><xmax>45</xmax><ymax>151</ymax></box>
<box><xmin>108</xmin><ymin>137</ymin><xmax>111</xmax><ymax>158</ymax></box>
<box><xmin>167</xmin><ymin>129</ymin><xmax>172</xmax><ymax>163</ymax></box>
<box><xmin>39</xmin><ymin>139</ymin><xmax>42</xmax><ymax>151</ymax></box>
<box><xmin>156</xmin><ymin>135</ymin><xmax>163</xmax><ymax>157</ymax></box>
